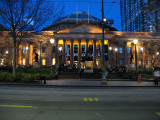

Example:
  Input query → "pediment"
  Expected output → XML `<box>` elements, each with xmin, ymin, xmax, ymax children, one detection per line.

<box><xmin>58</xmin><ymin>23</ymin><xmax>105</xmax><ymax>33</ymax></box>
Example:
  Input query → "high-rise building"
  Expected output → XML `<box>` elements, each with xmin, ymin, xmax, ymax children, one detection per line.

<box><xmin>121</xmin><ymin>0</ymin><xmax>160</xmax><ymax>32</ymax></box>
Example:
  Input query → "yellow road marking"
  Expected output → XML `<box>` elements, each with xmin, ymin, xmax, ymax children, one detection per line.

<box><xmin>94</xmin><ymin>98</ymin><xmax>99</xmax><ymax>101</ymax></box>
<box><xmin>156</xmin><ymin>112</ymin><xmax>160</xmax><ymax>116</ymax></box>
<box><xmin>83</xmin><ymin>98</ymin><xmax>99</xmax><ymax>102</ymax></box>
<box><xmin>0</xmin><ymin>105</ymin><xmax>36</xmax><ymax>108</ymax></box>
<box><xmin>83</xmin><ymin>98</ymin><xmax>88</xmax><ymax>101</ymax></box>
<box><xmin>89</xmin><ymin>98</ymin><xmax>93</xmax><ymax>101</ymax></box>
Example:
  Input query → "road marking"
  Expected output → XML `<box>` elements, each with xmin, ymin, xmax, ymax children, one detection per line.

<box><xmin>83</xmin><ymin>98</ymin><xmax>99</xmax><ymax>102</ymax></box>
<box><xmin>0</xmin><ymin>105</ymin><xmax>36</xmax><ymax>108</ymax></box>
<box><xmin>83</xmin><ymin>98</ymin><xmax>88</xmax><ymax>101</ymax></box>
<box><xmin>94</xmin><ymin>98</ymin><xmax>99</xmax><ymax>101</ymax></box>
<box><xmin>156</xmin><ymin>112</ymin><xmax>160</xmax><ymax>116</ymax></box>
<box><xmin>89</xmin><ymin>98</ymin><xmax>93</xmax><ymax>101</ymax></box>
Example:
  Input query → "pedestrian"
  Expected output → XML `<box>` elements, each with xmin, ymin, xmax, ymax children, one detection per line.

<box><xmin>105</xmin><ymin>69</ymin><xmax>108</xmax><ymax>79</ymax></box>
<box><xmin>154</xmin><ymin>79</ymin><xmax>158</xmax><ymax>86</ymax></box>
<box><xmin>79</xmin><ymin>69</ymin><xmax>83</xmax><ymax>80</ymax></box>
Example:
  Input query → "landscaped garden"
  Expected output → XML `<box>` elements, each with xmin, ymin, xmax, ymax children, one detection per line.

<box><xmin>0</xmin><ymin>67</ymin><xmax>56</xmax><ymax>83</ymax></box>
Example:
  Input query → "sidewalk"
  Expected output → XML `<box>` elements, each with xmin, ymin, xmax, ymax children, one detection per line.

<box><xmin>44</xmin><ymin>79</ymin><xmax>157</xmax><ymax>87</ymax></box>
<box><xmin>0</xmin><ymin>79</ymin><xmax>158</xmax><ymax>87</ymax></box>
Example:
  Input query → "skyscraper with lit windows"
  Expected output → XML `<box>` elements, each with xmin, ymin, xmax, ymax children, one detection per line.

<box><xmin>120</xmin><ymin>0</ymin><xmax>160</xmax><ymax>32</ymax></box>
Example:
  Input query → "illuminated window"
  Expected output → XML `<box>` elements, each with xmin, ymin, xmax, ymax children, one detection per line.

<box><xmin>23</xmin><ymin>47</ymin><xmax>26</xmax><ymax>54</ymax></box>
<box><xmin>52</xmin><ymin>58</ymin><xmax>55</xmax><ymax>65</ymax></box>
<box><xmin>22</xmin><ymin>59</ymin><xmax>26</xmax><ymax>65</ymax></box>
<box><xmin>42</xmin><ymin>59</ymin><xmax>46</xmax><ymax>65</ymax></box>
<box><xmin>1</xmin><ymin>59</ymin><xmax>4</xmax><ymax>65</ymax></box>
<box><xmin>119</xmin><ymin>47</ymin><xmax>123</xmax><ymax>54</ymax></box>
<box><xmin>128</xmin><ymin>47</ymin><xmax>131</xmax><ymax>54</ymax></box>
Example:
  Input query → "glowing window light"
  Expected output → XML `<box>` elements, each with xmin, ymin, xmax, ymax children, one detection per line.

<box><xmin>52</xmin><ymin>58</ymin><xmax>55</xmax><ymax>65</ymax></box>
<box><xmin>42</xmin><ymin>59</ymin><xmax>46</xmax><ymax>65</ymax></box>
<box><xmin>22</xmin><ymin>59</ymin><xmax>26</xmax><ymax>65</ymax></box>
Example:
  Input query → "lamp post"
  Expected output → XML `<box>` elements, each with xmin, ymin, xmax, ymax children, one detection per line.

<box><xmin>115</xmin><ymin>48</ymin><xmax>118</xmax><ymax>66</ymax></box>
<box><xmin>50</xmin><ymin>39</ymin><xmax>55</xmax><ymax>76</ymax></box>
<box><xmin>133</xmin><ymin>39</ymin><xmax>138</xmax><ymax>71</ymax></box>
<box><xmin>109</xmin><ymin>46</ymin><xmax>112</xmax><ymax>68</ymax></box>
<box><xmin>101</xmin><ymin>0</ymin><xmax>106</xmax><ymax>80</ymax></box>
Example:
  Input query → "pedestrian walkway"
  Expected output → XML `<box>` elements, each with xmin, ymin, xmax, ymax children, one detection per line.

<box><xmin>45</xmin><ymin>79</ymin><xmax>156</xmax><ymax>87</ymax></box>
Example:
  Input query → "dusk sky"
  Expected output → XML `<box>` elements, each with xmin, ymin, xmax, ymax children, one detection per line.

<box><xmin>55</xmin><ymin>0</ymin><xmax>121</xmax><ymax>31</ymax></box>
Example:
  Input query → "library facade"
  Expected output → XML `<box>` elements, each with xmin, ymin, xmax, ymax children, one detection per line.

<box><xmin>0</xmin><ymin>23</ymin><xmax>160</xmax><ymax>69</ymax></box>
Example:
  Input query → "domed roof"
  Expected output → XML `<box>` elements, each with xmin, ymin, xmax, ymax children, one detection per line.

<box><xmin>55</xmin><ymin>11</ymin><xmax>100</xmax><ymax>23</ymax></box>
<box><xmin>42</xmin><ymin>11</ymin><xmax>117</xmax><ymax>31</ymax></box>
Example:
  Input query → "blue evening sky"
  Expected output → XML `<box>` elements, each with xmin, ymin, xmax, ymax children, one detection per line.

<box><xmin>55</xmin><ymin>0</ymin><xmax>121</xmax><ymax>31</ymax></box>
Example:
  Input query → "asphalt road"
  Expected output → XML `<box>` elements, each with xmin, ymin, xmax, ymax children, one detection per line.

<box><xmin>0</xmin><ymin>85</ymin><xmax>160</xmax><ymax>120</ymax></box>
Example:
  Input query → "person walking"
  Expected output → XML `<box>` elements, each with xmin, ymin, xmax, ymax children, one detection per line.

<box><xmin>79</xmin><ymin>69</ymin><xmax>83</xmax><ymax>80</ymax></box>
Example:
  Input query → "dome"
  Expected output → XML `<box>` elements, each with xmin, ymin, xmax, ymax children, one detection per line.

<box><xmin>55</xmin><ymin>11</ymin><xmax>100</xmax><ymax>23</ymax></box>
<box><xmin>42</xmin><ymin>11</ymin><xmax>117</xmax><ymax>31</ymax></box>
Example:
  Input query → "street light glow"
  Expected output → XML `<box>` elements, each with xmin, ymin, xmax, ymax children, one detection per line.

<box><xmin>103</xmin><ymin>18</ymin><xmax>106</xmax><ymax>22</ymax></box>
<box><xmin>50</xmin><ymin>39</ymin><xmax>55</xmax><ymax>44</ymax></box>
<box><xmin>26</xmin><ymin>47</ymin><xmax>29</xmax><ymax>50</ymax></box>
<box><xmin>140</xmin><ymin>48</ymin><xmax>143</xmax><ymax>51</ymax></box>
<box><xmin>156</xmin><ymin>52</ymin><xmax>159</xmax><ymax>55</ymax></box>
<box><xmin>109</xmin><ymin>46</ymin><xmax>112</xmax><ymax>50</ymax></box>
<box><xmin>133</xmin><ymin>39</ymin><xmax>138</xmax><ymax>44</ymax></box>
<box><xmin>59</xmin><ymin>47</ymin><xmax>62</xmax><ymax>51</ymax></box>
<box><xmin>115</xmin><ymin>48</ymin><xmax>118</xmax><ymax>52</ymax></box>
<box><xmin>5</xmin><ymin>51</ymin><xmax>8</xmax><ymax>54</ymax></box>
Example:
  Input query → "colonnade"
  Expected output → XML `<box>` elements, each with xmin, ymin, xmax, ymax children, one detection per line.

<box><xmin>54</xmin><ymin>39</ymin><xmax>109</xmax><ymax>69</ymax></box>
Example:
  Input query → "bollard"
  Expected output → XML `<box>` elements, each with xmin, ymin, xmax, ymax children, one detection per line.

<box><xmin>138</xmin><ymin>74</ymin><xmax>141</xmax><ymax>83</ymax></box>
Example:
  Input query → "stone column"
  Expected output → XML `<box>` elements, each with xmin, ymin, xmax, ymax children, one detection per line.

<box><xmin>93</xmin><ymin>39</ymin><xmax>97</xmax><ymax>69</ymax></box>
<box><xmin>86</xmin><ymin>39</ymin><xmax>89</xmax><ymax>60</ymax></box>
<box><xmin>63</xmin><ymin>39</ymin><xmax>66</xmax><ymax>64</ymax></box>
<box><xmin>27</xmin><ymin>41</ymin><xmax>30</xmax><ymax>66</ymax></box>
<box><xmin>78</xmin><ymin>39</ymin><xmax>81</xmax><ymax>69</ymax></box>
<box><xmin>124</xmin><ymin>42</ymin><xmax>128</xmax><ymax>67</ymax></box>
<box><xmin>16</xmin><ymin>41</ymin><xmax>20</xmax><ymax>67</ymax></box>
<box><xmin>55</xmin><ymin>39</ymin><xmax>58</xmax><ymax>67</ymax></box>
<box><xmin>70</xmin><ymin>40</ymin><xmax>74</xmax><ymax>67</ymax></box>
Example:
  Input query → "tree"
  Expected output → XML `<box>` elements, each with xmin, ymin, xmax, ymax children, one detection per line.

<box><xmin>143</xmin><ymin>42</ymin><xmax>160</xmax><ymax>68</ymax></box>
<box><xmin>0</xmin><ymin>0</ymin><xmax>64</xmax><ymax>74</ymax></box>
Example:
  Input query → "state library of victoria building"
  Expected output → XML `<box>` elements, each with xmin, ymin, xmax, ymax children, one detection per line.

<box><xmin>0</xmin><ymin>11</ymin><xmax>160</xmax><ymax>69</ymax></box>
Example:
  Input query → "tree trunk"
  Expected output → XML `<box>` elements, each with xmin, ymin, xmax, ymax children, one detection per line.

<box><xmin>12</xmin><ymin>31</ymin><xmax>16</xmax><ymax>75</ymax></box>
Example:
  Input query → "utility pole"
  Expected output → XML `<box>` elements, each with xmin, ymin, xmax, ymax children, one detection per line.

<box><xmin>102</xmin><ymin>0</ymin><xmax>106</xmax><ymax>79</ymax></box>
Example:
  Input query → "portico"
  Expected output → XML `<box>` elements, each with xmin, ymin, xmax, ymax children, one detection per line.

<box><xmin>54</xmin><ymin>38</ymin><xmax>109</xmax><ymax>69</ymax></box>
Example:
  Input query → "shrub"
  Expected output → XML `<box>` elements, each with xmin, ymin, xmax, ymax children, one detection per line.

<box><xmin>20</xmin><ymin>74</ymin><xmax>35</xmax><ymax>83</ymax></box>
<box><xmin>0</xmin><ymin>72</ymin><xmax>36</xmax><ymax>83</ymax></box>
<box><xmin>0</xmin><ymin>72</ymin><xmax>13</xmax><ymax>82</ymax></box>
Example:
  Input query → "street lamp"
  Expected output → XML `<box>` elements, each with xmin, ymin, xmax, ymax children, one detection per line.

<box><xmin>50</xmin><ymin>38</ymin><xmax>55</xmax><ymax>76</ymax></box>
<box><xmin>156</xmin><ymin>52</ymin><xmax>159</xmax><ymax>55</ymax></box>
<box><xmin>133</xmin><ymin>39</ymin><xmax>138</xmax><ymax>71</ymax></box>
<box><xmin>109</xmin><ymin>46</ymin><xmax>112</xmax><ymax>68</ymax></box>
<box><xmin>115</xmin><ymin>48</ymin><xmax>118</xmax><ymax>67</ymax></box>
<box><xmin>101</xmin><ymin>0</ymin><xmax>106</xmax><ymax>80</ymax></box>
<box><xmin>5</xmin><ymin>50</ymin><xmax>8</xmax><ymax>54</ymax></box>
<box><xmin>109</xmin><ymin>46</ymin><xmax>112</xmax><ymax>51</ymax></box>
